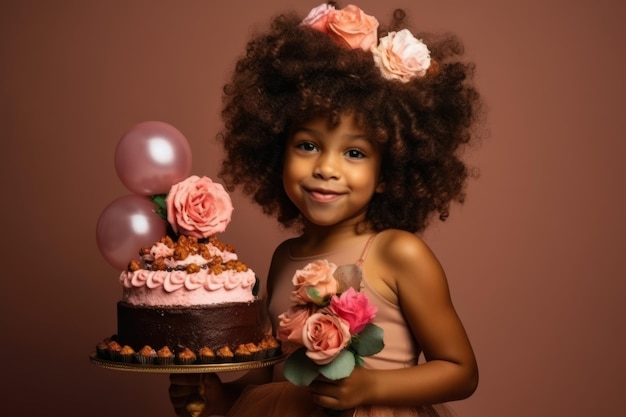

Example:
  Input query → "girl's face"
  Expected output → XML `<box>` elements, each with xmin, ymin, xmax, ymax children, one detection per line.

<box><xmin>283</xmin><ymin>113</ymin><xmax>384</xmax><ymax>228</ymax></box>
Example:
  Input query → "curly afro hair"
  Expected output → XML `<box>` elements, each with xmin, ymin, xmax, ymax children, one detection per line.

<box><xmin>218</xmin><ymin>8</ymin><xmax>483</xmax><ymax>233</ymax></box>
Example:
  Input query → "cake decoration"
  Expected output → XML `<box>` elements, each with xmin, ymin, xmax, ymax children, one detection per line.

<box><xmin>93</xmin><ymin>121</ymin><xmax>280</xmax><ymax>366</ymax></box>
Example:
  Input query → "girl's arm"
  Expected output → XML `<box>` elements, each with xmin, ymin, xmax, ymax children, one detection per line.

<box><xmin>309</xmin><ymin>229</ymin><xmax>478</xmax><ymax>410</ymax></box>
<box><xmin>168</xmin><ymin>242</ymin><xmax>289</xmax><ymax>417</ymax></box>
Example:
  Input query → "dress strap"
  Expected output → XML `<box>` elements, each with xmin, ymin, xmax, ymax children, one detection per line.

<box><xmin>355</xmin><ymin>234</ymin><xmax>377</xmax><ymax>267</ymax></box>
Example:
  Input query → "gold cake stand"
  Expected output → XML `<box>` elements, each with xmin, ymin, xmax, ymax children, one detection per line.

<box><xmin>89</xmin><ymin>352</ymin><xmax>287</xmax><ymax>374</ymax></box>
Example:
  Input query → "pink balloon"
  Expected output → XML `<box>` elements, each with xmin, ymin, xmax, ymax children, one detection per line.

<box><xmin>115</xmin><ymin>121</ymin><xmax>192</xmax><ymax>196</ymax></box>
<box><xmin>96</xmin><ymin>194</ymin><xmax>167</xmax><ymax>270</ymax></box>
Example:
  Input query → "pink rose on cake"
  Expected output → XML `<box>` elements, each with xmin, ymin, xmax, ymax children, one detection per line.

<box><xmin>165</xmin><ymin>175</ymin><xmax>233</xmax><ymax>238</ymax></box>
<box><xmin>278</xmin><ymin>259</ymin><xmax>384</xmax><ymax>387</ymax></box>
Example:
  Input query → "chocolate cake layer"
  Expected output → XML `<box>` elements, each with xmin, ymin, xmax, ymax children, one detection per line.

<box><xmin>117</xmin><ymin>300</ymin><xmax>268</xmax><ymax>353</ymax></box>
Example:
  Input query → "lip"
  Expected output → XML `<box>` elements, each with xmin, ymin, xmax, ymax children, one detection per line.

<box><xmin>304</xmin><ymin>187</ymin><xmax>345</xmax><ymax>203</ymax></box>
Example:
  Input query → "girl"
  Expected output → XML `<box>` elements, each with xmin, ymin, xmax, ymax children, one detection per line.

<box><xmin>170</xmin><ymin>3</ymin><xmax>483</xmax><ymax>416</ymax></box>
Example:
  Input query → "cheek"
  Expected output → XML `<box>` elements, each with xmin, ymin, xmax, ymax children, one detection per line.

<box><xmin>349</xmin><ymin>168</ymin><xmax>380</xmax><ymax>193</ymax></box>
<box><xmin>282</xmin><ymin>157</ymin><xmax>308</xmax><ymax>189</ymax></box>
<box><xmin>282</xmin><ymin>166</ymin><xmax>301</xmax><ymax>204</ymax></box>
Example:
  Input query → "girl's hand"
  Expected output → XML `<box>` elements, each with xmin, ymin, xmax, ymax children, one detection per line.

<box><xmin>169</xmin><ymin>373</ymin><xmax>226</xmax><ymax>417</ymax></box>
<box><xmin>308</xmin><ymin>366</ymin><xmax>374</xmax><ymax>411</ymax></box>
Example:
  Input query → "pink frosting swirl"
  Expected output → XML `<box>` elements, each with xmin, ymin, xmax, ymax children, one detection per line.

<box><xmin>146</xmin><ymin>271</ymin><xmax>164</xmax><ymax>289</ymax></box>
<box><xmin>184</xmin><ymin>273</ymin><xmax>205</xmax><ymax>290</ymax></box>
<box><xmin>204</xmin><ymin>273</ymin><xmax>226</xmax><ymax>291</ymax></box>
<box><xmin>163</xmin><ymin>271</ymin><xmax>186</xmax><ymax>292</ymax></box>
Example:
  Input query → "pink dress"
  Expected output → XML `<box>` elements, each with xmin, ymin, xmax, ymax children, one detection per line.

<box><xmin>226</xmin><ymin>234</ymin><xmax>456</xmax><ymax>417</ymax></box>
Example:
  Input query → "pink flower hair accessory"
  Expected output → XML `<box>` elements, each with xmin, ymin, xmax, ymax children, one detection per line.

<box><xmin>302</xmin><ymin>3</ymin><xmax>379</xmax><ymax>50</ymax></box>
<box><xmin>372</xmin><ymin>29</ymin><xmax>432</xmax><ymax>81</ymax></box>
<box><xmin>302</xmin><ymin>3</ymin><xmax>432</xmax><ymax>82</ymax></box>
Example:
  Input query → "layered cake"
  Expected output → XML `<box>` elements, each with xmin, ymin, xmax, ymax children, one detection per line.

<box><xmin>96</xmin><ymin>175</ymin><xmax>280</xmax><ymax>364</ymax></box>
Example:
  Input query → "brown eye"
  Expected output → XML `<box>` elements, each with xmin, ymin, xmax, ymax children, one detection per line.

<box><xmin>346</xmin><ymin>149</ymin><xmax>365</xmax><ymax>159</ymax></box>
<box><xmin>296</xmin><ymin>141</ymin><xmax>318</xmax><ymax>152</ymax></box>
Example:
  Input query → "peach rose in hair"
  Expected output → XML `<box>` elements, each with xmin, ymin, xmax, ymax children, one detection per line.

<box><xmin>321</xmin><ymin>4</ymin><xmax>379</xmax><ymax>50</ymax></box>
<box><xmin>166</xmin><ymin>175</ymin><xmax>233</xmax><ymax>238</ymax></box>
<box><xmin>301</xmin><ymin>3</ymin><xmax>335</xmax><ymax>32</ymax></box>
<box><xmin>371</xmin><ymin>29</ymin><xmax>432</xmax><ymax>82</ymax></box>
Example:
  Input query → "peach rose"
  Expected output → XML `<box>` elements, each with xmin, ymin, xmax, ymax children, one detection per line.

<box><xmin>330</xmin><ymin>287</ymin><xmax>377</xmax><ymax>334</ymax></box>
<box><xmin>277</xmin><ymin>304</ymin><xmax>315</xmax><ymax>345</ymax></box>
<box><xmin>326</xmin><ymin>5</ymin><xmax>379</xmax><ymax>50</ymax></box>
<box><xmin>371</xmin><ymin>29</ymin><xmax>431</xmax><ymax>82</ymax></box>
<box><xmin>301</xmin><ymin>3</ymin><xmax>335</xmax><ymax>32</ymax></box>
<box><xmin>166</xmin><ymin>175</ymin><xmax>233</xmax><ymax>239</ymax></box>
<box><xmin>291</xmin><ymin>260</ymin><xmax>339</xmax><ymax>306</ymax></box>
<box><xmin>302</xmin><ymin>310</ymin><xmax>351</xmax><ymax>365</ymax></box>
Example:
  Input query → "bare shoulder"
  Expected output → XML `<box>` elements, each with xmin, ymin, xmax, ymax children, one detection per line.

<box><xmin>371</xmin><ymin>229</ymin><xmax>448</xmax><ymax>296</ymax></box>
<box><xmin>374</xmin><ymin>229</ymin><xmax>441</xmax><ymax>270</ymax></box>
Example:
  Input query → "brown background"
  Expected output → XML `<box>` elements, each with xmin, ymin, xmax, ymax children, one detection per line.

<box><xmin>1</xmin><ymin>0</ymin><xmax>624</xmax><ymax>416</ymax></box>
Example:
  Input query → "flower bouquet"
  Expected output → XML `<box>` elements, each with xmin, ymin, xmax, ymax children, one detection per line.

<box><xmin>277</xmin><ymin>259</ymin><xmax>384</xmax><ymax>387</ymax></box>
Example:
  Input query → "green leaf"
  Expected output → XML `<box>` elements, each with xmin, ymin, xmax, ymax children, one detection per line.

<box><xmin>319</xmin><ymin>349</ymin><xmax>356</xmax><ymax>380</ymax></box>
<box><xmin>150</xmin><ymin>194</ymin><xmax>168</xmax><ymax>220</ymax></box>
<box><xmin>351</xmin><ymin>324</ymin><xmax>384</xmax><ymax>357</ymax></box>
<box><xmin>283</xmin><ymin>347</ymin><xmax>320</xmax><ymax>386</ymax></box>
<box><xmin>305</xmin><ymin>287</ymin><xmax>331</xmax><ymax>306</ymax></box>
<box><xmin>354</xmin><ymin>355</ymin><xmax>364</xmax><ymax>367</ymax></box>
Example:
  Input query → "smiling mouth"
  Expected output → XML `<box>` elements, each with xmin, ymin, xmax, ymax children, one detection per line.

<box><xmin>307</xmin><ymin>190</ymin><xmax>343</xmax><ymax>203</ymax></box>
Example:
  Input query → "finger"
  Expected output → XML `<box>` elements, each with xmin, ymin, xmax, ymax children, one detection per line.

<box><xmin>185</xmin><ymin>394</ymin><xmax>207</xmax><ymax>417</ymax></box>
<box><xmin>171</xmin><ymin>393</ymin><xmax>207</xmax><ymax>417</ymax></box>
<box><xmin>309</xmin><ymin>379</ymin><xmax>339</xmax><ymax>396</ymax></box>
<box><xmin>310</xmin><ymin>391</ymin><xmax>341</xmax><ymax>411</ymax></box>
<box><xmin>198</xmin><ymin>373</ymin><xmax>223</xmax><ymax>396</ymax></box>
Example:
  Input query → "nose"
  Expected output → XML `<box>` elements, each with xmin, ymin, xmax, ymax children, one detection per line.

<box><xmin>313</xmin><ymin>152</ymin><xmax>340</xmax><ymax>180</ymax></box>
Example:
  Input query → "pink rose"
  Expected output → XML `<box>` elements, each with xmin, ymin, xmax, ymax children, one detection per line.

<box><xmin>326</xmin><ymin>4</ymin><xmax>379</xmax><ymax>50</ymax></box>
<box><xmin>302</xmin><ymin>310</ymin><xmax>351</xmax><ymax>365</ymax></box>
<box><xmin>277</xmin><ymin>304</ymin><xmax>315</xmax><ymax>345</ymax></box>
<box><xmin>371</xmin><ymin>29</ymin><xmax>432</xmax><ymax>82</ymax></box>
<box><xmin>166</xmin><ymin>175</ymin><xmax>233</xmax><ymax>238</ymax></box>
<box><xmin>301</xmin><ymin>3</ymin><xmax>335</xmax><ymax>32</ymax></box>
<box><xmin>330</xmin><ymin>287</ymin><xmax>378</xmax><ymax>334</ymax></box>
<box><xmin>291</xmin><ymin>260</ymin><xmax>339</xmax><ymax>306</ymax></box>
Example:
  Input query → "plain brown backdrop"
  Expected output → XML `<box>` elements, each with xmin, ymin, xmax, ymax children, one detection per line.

<box><xmin>1</xmin><ymin>0</ymin><xmax>624</xmax><ymax>416</ymax></box>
